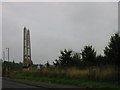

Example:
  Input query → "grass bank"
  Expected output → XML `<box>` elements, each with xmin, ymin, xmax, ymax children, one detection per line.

<box><xmin>13</xmin><ymin>74</ymin><xmax>119</xmax><ymax>89</ymax></box>
<box><xmin>9</xmin><ymin>66</ymin><xmax>120</xmax><ymax>89</ymax></box>
<box><xmin>11</xmin><ymin>66</ymin><xmax>119</xmax><ymax>82</ymax></box>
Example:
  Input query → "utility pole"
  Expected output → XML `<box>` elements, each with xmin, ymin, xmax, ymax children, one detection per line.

<box><xmin>2</xmin><ymin>51</ymin><xmax>5</xmax><ymax>61</ymax></box>
<box><xmin>6</xmin><ymin>48</ymin><xmax>9</xmax><ymax>62</ymax></box>
<box><xmin>6</xmin><ymin>48</ymin><xmax>9</xmax><ymax>75</ymax></box>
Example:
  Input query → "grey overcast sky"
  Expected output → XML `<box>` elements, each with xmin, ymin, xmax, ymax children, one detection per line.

<box><xmin>2</xmin><ymin>2</ymin><xmax>118</xmax><ymax>64</ymax></box>
<box><xmin>0</xmin><ymin>2</ymin><xmax>2</xmax><ymax>59</ymax></box>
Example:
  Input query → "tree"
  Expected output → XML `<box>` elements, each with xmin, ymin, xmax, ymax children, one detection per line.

<box><xmin>81</xmin><ymin>45</ymin><xmax>97</xmax><ymax>67</ymax></box>
<box><xmin>72</xmin><ymin>52</ymin><xmax>82</xmax><ymax>68</ymax></box>
<box><xmin>53</xmin><ymin>49</ymin><xmax>73</xmax><ymax>67</ymax></box>
<box><xmin>53</xmin><ymin>59</ymin><xmax>60</xmax><ymax>67</ymax></box>
<box><xmin>46</xmin><ymin>61</ymin><xmax>50</xmax><ymax>68</ymax></box>
<box><xmin>104</xmin><ymin>33</ymin><xmax>120</xmax><ymax>65</ymax></box>
<box><xmin>12</xmin><ymin>60</ymin><xmax>15</xmax><ymax>64</ymax></box>
<box><xmin>96</xmin><ymin>55</ymin><xmax>106</xmax><ymax>66</ymax></box>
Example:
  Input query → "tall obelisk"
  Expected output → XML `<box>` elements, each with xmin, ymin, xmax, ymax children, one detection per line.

<box><xmin>23</xmin><ymin>27</ymin><xmax>33</xmax><ymax>70</ymax></box>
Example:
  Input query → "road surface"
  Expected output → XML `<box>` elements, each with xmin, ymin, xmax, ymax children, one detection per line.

<box><xmin>2</xmin><ymin>79</ymin><xmax>49</xmax><ymax>89</ymax></box>
<box><xmin>2</xmin><ymin>77</ymin><xmax>82</xmax><ymax>89</ymax></box>
<box><xmin>0</xmin><ymin>77</ymin><xmax>2</xmax><ymax>90</ymax></box>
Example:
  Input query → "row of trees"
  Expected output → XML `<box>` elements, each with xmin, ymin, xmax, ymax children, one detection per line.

<box><xmin>2</xmin><ymin>33</ymin><xmax>120</xmax><ymax>71</ymax></box>
<box><xmin>53</xmin><ymin>33</ymin><xmax>120</xmax><ymax>68</ymax></box>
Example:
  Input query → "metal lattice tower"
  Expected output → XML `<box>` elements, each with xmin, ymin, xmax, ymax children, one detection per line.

<box><xmin>23</xmin><ymin>27</ymin><xmax>33</xmax><ymax>70</ymax></box>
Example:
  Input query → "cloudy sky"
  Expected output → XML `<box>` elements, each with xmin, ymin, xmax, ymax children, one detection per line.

<box><xmin>0</xmin><ymin>2</ymin><xmax>1</xmax><ymax>86</ymax></box>
<box><xmin>2</xmin><ymin>2</ymin><xmax>118</xmax><ymax>64</ymax></box>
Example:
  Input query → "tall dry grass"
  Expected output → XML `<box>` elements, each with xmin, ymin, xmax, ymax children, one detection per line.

<box><xmin>19</xmin><ymin>65</ymin><xmax>118</xmax><ymax>82</ymax></box>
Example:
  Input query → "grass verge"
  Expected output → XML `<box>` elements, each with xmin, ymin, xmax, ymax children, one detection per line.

<box><xmin>14</xmin><ymin>74</ymin><xmax>120</xmax><ymax>89</ymax></box>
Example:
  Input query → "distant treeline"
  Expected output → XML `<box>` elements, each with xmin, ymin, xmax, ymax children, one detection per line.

<box><xmin>2</xmin><ymin>33</ymin><xmax>120</xmax><ymax>71</ymax></box>
<box><xmin>52</xmin><ymin>33</ymin><xmax>120</xmax><ymax>69</ymax></box>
